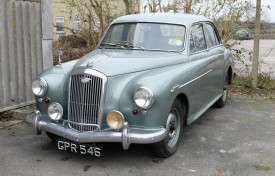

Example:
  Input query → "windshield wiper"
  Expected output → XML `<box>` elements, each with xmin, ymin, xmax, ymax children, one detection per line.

<box><xmin>115</xmin><ymin>42</ymin><xmax>145</xmax><ymax>50</ymax></box>
<box><xmin>101</xmin><ymin>42</ymin><xmax>145</xmax><ymax>51</ymax></box>
<box><xmin>100</xmin><ymin>43</ymin><xmax>125</xmax><ymax>49</ymax></box>
<box><xmin>125</xmin><ymin>44</ymin><xmax>145</xmax><ymax>50</ymax></box>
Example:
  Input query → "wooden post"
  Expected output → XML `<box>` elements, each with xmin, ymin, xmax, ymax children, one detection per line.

<box><xmin>252</xmin><ymin>0</ymin><xmax>261</xmax><ymax>88</ymax></box>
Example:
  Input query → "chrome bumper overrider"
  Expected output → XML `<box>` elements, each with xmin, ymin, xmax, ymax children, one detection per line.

<box><xmin>26</xmin><ymin>111</ymin><xmax>167</xmax><ymax>150</ymax></box>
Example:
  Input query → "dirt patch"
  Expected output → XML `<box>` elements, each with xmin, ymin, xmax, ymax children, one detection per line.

<box><xmin>229</xmin><ymin>85</ymin><xmax>275</xmax><ymax>99</ymax></box>
<box><xmin>0</xmin><ymin>110</ymin><xmax>14</xmax><ymax>122</ymax></box>
<box><xmin>0</xmin><ymin>105</ymin><xmax>36</xmax><ymax>130</ymax></box>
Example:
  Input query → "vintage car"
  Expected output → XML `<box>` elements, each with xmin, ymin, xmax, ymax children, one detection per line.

<box><xmin>236</xmin><ymin>28</ymin><xmax>251</xmax><ymax>40</ymax></box>
<box><xmin>26</xmin><ymin>13</ymin><xmax>234</xmax><ymax>158</ymax></box>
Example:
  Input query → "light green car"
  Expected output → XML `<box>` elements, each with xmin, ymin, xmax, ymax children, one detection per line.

<box><xmin>26</xmin><ymin>13</ymin><xmax>234</xmax><ymax>158</ymax></box>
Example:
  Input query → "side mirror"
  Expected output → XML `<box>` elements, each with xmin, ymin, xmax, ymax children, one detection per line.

<box><xmin>53</xmin><ymin>50</ymin><xmax>63</xmax><ymax>65</ymax></box>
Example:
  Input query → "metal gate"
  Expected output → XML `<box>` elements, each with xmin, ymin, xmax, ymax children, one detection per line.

<box><xmin>0</xmin><ymin>0</ymin><xmax>53</xmax><ymax>112</ymax></box>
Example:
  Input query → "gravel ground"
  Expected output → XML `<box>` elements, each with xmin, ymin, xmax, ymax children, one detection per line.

<box><xmin>0</xmin><ymin>93</ymin><xmax>274</xmax><ymax>176</ymax></box>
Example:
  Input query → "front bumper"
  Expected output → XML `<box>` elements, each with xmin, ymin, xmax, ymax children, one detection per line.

<box><xmin>26</xmin><ymin>111</ymin><xmax>167</xmax><ymax>150</ymax></box>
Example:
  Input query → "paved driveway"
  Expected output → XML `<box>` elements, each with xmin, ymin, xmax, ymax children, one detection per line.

<box><xmin>0</xmin><ymin>93</ymin><xmax>274</xmax><ymax>176</ymax></box>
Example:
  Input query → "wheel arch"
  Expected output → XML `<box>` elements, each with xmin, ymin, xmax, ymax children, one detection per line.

<box><xmin>175</xmin><ymin>93</ymin><xmax>189</xmax><ymax>126</ymax></box>
<box><xmin>228</xmin><ymin>66</ymin><xmax>233</xmax><ymax>84</ymax></box>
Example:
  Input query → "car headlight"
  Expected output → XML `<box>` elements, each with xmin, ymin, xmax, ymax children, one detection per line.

<box><xmin>48</xmin><ymin>103</ymin><xmax>63</xmax><ymax>121</ymax></box>
<box><xmin>32</xmin><ymin>78</ymin><xmax>47</xmax><ymax>97</ymax></box>
<box><xmin>134</xmin><ymin>87</ymin><xmax>154</xmax><ymax>109</ymax></box>
<box><xmin>107</xmin><ymin>111</ymin><xmax>124</xmax><ymax>130</ymax></box>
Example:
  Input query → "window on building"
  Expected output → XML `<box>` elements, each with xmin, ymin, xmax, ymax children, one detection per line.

<box><xmin>74</xmin><ymin>17</ymin><xmax>81</xmax><ymax>32</ymax></box>
<box><xmin>97</xmin><ymin>19</ymin><xmax>100</xmax><ymax>28</ymax></box>
<box><xmin>56</xmin><ymin>17</ymin><xmax>64</xmax><ymax>33</ymax></box>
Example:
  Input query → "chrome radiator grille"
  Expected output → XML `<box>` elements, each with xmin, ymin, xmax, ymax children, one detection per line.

<box><xmin>68</xmin><ymin>70</ymin><xmax>107</xmax><ymax>132</ymax></box>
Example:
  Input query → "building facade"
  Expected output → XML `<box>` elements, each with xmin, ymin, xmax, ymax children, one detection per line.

<box><xmin>52</xmin><ymin>0</ymin><xmax>139</xmax><ymax>41</ymax></box>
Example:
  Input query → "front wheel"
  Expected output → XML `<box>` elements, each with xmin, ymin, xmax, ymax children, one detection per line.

<box><xmin>152</xmin><ymin>99</ymin><xmax>185</xmax><ymax>158</ymax></box>
<box><xmin>214</xmin><ymin>74</ymin><xmax>229</xmax><ymax>108</ymax></box>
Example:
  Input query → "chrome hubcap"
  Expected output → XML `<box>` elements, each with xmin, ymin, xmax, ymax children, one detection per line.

<box><xmin>166</xmin><ymin>109</ymin><xmax>180</xmax><ymax>148</ymax></box>
<box><xmin>222</xmin><ymin>76</ymin><xmax>229</xmax><ymax>102</ymax></box>
<box><xmin>222</xmin><ymin>84</ymin><xmax>228</xmax><ymax>102</ymax></box>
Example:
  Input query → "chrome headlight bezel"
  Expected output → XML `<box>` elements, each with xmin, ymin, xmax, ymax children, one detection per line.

<box><xmin>32</xmin><ymin>78</ymin><xmax>48</xmax><ymax>97</ymax></box>
<box><xmin>134</xmin><ymin>87</ymin><xmax>154</xmax><ymax>109</ymax></box>
<box><xmin>48</xmin><ymin>102</ymin><xmax>63</xmax><ymax>121</ymax></box>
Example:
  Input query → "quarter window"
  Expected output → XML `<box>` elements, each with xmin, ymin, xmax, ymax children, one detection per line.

<box><xmin>190</xmin><ymin>24</ymin><xmax>207</xmax><ymax>53</ymax></box>
<box><xmin>56</xmin><ymin>17</ymin><xmax>64</xmax><ymax>33</ymax></box>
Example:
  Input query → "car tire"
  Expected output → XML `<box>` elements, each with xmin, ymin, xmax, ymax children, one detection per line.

<box><xmin>152</xmin><ymin>99</ymin><xmax>185</xmax><ymax>158</ymax></box>
<box><xmin>45</xmin><ymin>132</ymin><xmax>62</xmax><ymax>141</ymax></box>
<box><xmin>214</xmin><ymin>74</ymin><xmax>229</xmax><ymax>108</ymax></box>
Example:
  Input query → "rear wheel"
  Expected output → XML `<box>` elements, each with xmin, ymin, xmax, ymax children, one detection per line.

<box><xmin>152</xmin><ymin>99</ymin><xmax>185</xmax><ymax>158</ymax></box>
<box><xmin>214</xmin><ymin>74</ymin><xmax>229</xmax><ymax>108</ymax></box>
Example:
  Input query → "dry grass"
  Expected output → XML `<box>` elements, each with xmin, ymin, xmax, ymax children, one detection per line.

<box><xmin>0</xmin><ymin>110</ymin><xmax>14</xmax><ymax>122</ymax></box>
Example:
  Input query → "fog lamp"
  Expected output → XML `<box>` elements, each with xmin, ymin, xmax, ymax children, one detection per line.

<box><xmin>48</xmin><ymin>102</ymin><xmax>63</xmax><ymax>121</ymax></box>
<box><xmin>107</xmin><ymin>111</ymin><xmax>124</xmax><ymax>130</ymax></box>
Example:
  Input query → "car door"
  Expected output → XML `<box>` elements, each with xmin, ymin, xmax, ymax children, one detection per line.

<box><xmin>187</xmin><ymin>22</ymin><xmax>223</xmax><ymax>117</ymax></box>
<box><xmin>203</xmin><ymin>22</ymin><xmax>225</xmax><ymax>97</ymax></box>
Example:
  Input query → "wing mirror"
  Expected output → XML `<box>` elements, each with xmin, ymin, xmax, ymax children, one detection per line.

<box><xmin>53</xmin><ymin>50</ymin><xmax>63</xmax><ymax>65</ymax></box>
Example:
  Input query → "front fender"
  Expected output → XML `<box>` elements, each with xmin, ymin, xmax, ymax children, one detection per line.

<box><xmin>36</xmin><ymin>60</ymin><xmax>79</xmax><ymax>118</ymax></box>
<box><xmin>116</xmin><ymin>62</ymin><xmax>192</xmax><ymax>128</ymax></box>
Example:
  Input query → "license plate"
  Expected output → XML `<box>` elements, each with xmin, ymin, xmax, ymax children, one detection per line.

<box><xmin>56</xmin><ymin>140</ymin><xmax>102</xmax><ymax>157</ymax></box>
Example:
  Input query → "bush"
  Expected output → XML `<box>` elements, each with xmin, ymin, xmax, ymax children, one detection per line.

<box><xmin>52</xmin><ymin>35</ymin><xmax>93</xmax><ymax>65</ymax></box>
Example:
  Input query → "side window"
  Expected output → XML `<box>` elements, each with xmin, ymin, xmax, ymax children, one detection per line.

<box><xmin>205</xmin><ymin>23</ymin><xmax>222</xmax><ymax>48</ymax></box>
<box><xmin>190</xmin><ymin>33</ymin><xmax>196</xmax><ymax>53</ymax></box>
<box><xmin>205</xmin><ymin>24</ymin><xmax>217</xmax><ymax>48</ymax></box>
<box><xmin>190</xmin><ymin>24</ymin><xmax>207</xmax><ymax>53</ymax></box>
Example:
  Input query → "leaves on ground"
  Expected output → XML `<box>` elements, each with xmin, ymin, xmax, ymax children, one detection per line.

<box><xmin>60</xmin><ymin>157</ymin><xmax>69</xmax><ymax>161</ymax></box>
<box><xmin>152</xmin><ymin>158</ymin><xmax>164</xmax><ymax>164</ymax></box>
<box><xmin>255</xmin><ymin>165</ymin><xmax>272</xmax><ymax>171</ymax></box>
<box><xmin>83</xmin><ymin>165</ymin><xmax>91</xmax><ymax>171</ymax></box>
<box><xmin>0</xmin><ymin>110</ymin><xmax>14</xmax><ymax>122</ymax></box>
<box><xmin>229</xmin><ymin>85</ymin><xmax>275</xmax><ymax>98</ymax></box>
<box><xmin>217</xmin><ymin>168</ymin><xmax>225</xmax><ymax>175</ymax></box>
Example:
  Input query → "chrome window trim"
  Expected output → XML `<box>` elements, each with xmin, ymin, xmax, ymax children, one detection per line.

<box><xmin>188</xmin><ymin>44</ymin><xmax>224</xmax><ymax>56</ymax></box>
<box><xmin>171</xmin><ymin>69</ymin><xmax>212</xmax><ymax>92</ymax></box>
<box><xmin>67</xmin><ymin>69</ymin><xmax>108</xmax><ymax>131</ymax></box>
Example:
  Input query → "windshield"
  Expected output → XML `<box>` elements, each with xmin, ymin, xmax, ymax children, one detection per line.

<box><xmin>100</xmin><ymin>23</ymin><xmax>186</xmax><ymax>51</ymax></box>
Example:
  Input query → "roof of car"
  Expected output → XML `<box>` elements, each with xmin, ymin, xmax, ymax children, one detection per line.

<box><xmin>112</xmin><ymin>13</ymin><xmax>210</xmax><ymax>26</ymax></box>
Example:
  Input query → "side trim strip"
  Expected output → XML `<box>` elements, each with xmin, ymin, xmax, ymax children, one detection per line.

<box><xmin>171</xmin><ymin>69</ymin><xmax>212</xmax><ymax>92</ymax></box>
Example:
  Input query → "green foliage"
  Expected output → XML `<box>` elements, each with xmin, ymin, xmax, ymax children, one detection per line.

<box><xmin>232</xmin><ymin>75</ymin><xmax>275</xmax><ymax>90</ymax></box>
<box><xmin>232</xmin><ymin>79</ymin><xmax>242</xmax><ymax>86</ymax></box>
<box><xmin>244</xmin><ymin>79</ymin><xmax>252</xmax><ymax>88</ymax></box>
